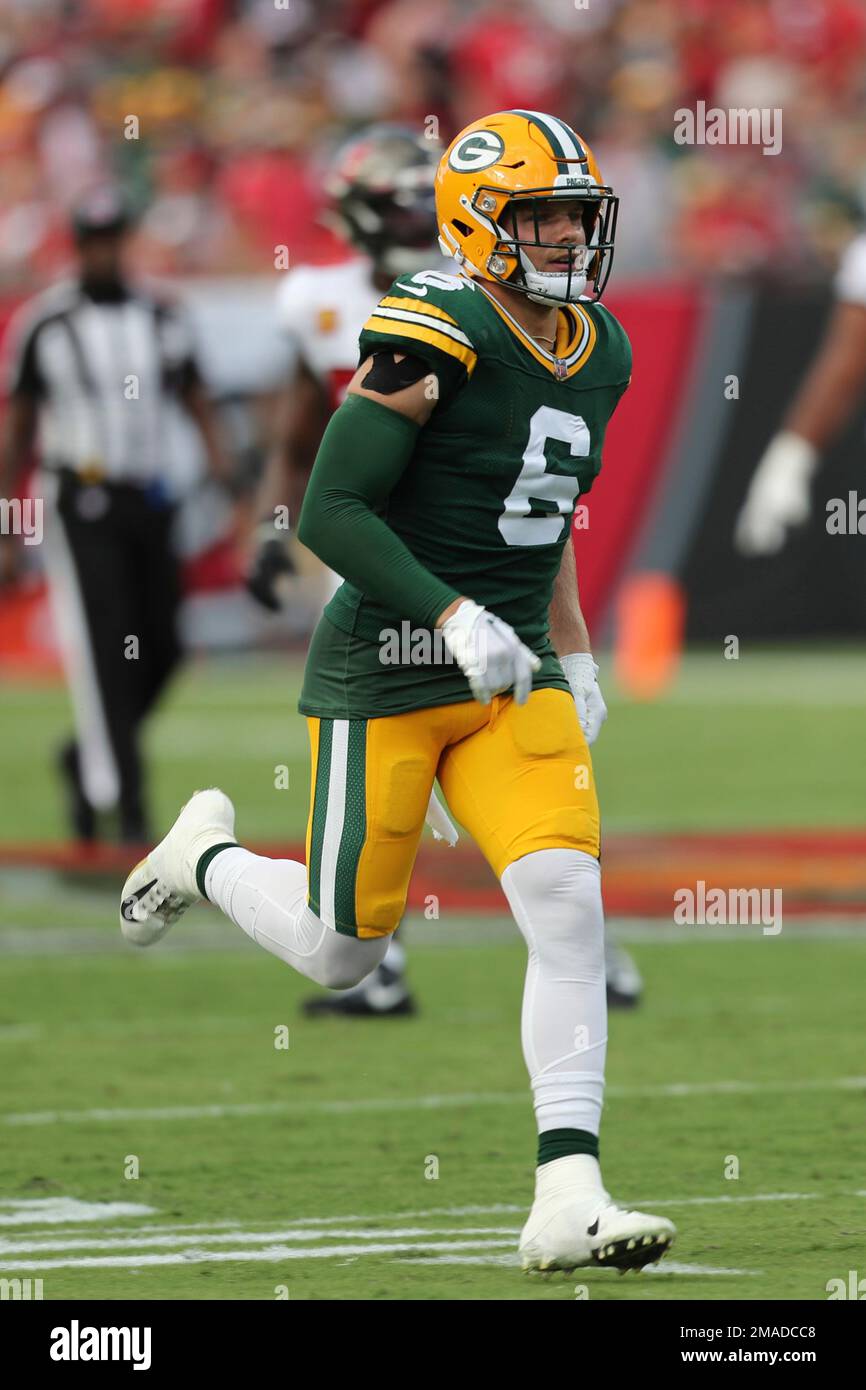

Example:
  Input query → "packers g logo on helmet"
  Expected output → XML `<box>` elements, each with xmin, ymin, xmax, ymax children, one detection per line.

<box><xmin>447</xmin><ymin>130</ymin><xmax>505</xmax><ymax>173</ymax></box>
<box><xmin>435</xmin><ymin>110</ymin><xmax>618</xmax><ymax>305</ymax></box>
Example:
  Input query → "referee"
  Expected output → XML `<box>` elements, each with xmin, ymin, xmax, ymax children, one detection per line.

<box><xmin>0</xmin><ymin>186</ymin><xmax>229</xmax><ymax>843</ymax></box>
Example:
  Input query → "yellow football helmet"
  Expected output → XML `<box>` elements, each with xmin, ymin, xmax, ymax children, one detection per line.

<box><xmin>435</xmin><ymin>110</ymin><xmax>617</xmax><ymax>305</ymax></box>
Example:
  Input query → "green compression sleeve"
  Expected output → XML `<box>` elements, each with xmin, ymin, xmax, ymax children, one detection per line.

<box><xmin>296</xmin><ymin>393</ymin><xmax>461</xmax><ymax>629</ymax></box>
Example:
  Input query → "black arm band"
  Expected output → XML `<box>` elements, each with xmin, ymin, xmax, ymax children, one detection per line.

<box><xmin>362</xmin><ymin>351</ymin><xmax>431</xmax><ymax>395</ymax></box>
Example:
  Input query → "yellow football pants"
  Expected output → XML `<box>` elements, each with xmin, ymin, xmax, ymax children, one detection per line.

<box><xmin>305</xmin><ymin>687</ymin><xmax>599</xmax><ymax>939</ymax></box>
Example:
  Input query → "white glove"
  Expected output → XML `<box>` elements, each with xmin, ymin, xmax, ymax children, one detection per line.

<box><xmin>425</xmin><ymin>787</ymin><xmax>458</xmax><ymax>845</ymax></box>
<box><xmin>561</xmin><ymin>652</ymin><xmax>607</xmax><ymax>746</ymax></box>
<box><xmin>441</xmin><ymin>599</ymin><xmax>541</xmax><ymax>706</ymax></box>
<box><xmin>734</xmin><ymin>432</ymin><xmax>819</xmax><ymax>555</ymax></box>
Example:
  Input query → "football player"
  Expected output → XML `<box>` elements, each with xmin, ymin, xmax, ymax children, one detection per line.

<box><xmin>735</xmin><ymin>228</ymin><xmax>866</xmax><ymax>554</ymax></box>
<box><xmin>248</xmin><ymin>122</ymin><xmax>643</xmax><ymax>1018</ymax></box>
<box><xmin>120</xmin><ymin>111</ymin><xmax>674</xmax><ymax>1273</ymax></box>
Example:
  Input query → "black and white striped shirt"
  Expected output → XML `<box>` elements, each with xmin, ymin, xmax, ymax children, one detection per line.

<box><xmin>5</xmin><ymin>278</ymin><xmax>201</xmax><ymax>483</ymax></box>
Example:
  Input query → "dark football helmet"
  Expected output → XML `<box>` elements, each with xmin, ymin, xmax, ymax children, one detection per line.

<box><xmin>325</xmin><ymin>124</ymin><xmax>442</xmax><ymax>277</ymax></box>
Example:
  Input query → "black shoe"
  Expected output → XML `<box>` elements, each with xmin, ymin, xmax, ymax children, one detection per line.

<box><xmin>302</xmin><ymin>964</ymin><xmax>417</xmax><ymax>1018</ymax></box>
<box><xmin>605</xmin><ymin>939</ymin><xmax>643</xmax><ymax>1009</ymax></box>
<box><xmin>58</xmin><ymin>741</ymin><xmax>97</xmax><ymax>841</ymax></box>
<box><xmin>119</xmin><ymin>813</ymin><xmax>150</xmax><ymax>846</ymax></box>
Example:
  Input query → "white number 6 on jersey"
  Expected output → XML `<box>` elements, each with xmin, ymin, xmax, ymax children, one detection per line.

<box><xmin>396</xmin><ymin>269</ymin><xmax>467</xmax><ymax>295</ymax></box>
<box><xmin>499</xmin><ymin>406</ymin><xmax>590</xmax><ymax>546</ymax></box>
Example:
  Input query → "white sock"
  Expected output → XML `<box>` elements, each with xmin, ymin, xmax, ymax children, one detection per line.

<box><xmin>204</xmin><ymin>847</ymin><xmax>387</xmax><ymax>988</ymax></box>
<box><xmin>533</xmin><ymin>1153</ymin><xmax>607</xmax><ymax>1199</ymax></box>
<box><xmin>501</xmin><ymin>848</ymin><xmax>607</xmax><ymax>1140</ymax></box>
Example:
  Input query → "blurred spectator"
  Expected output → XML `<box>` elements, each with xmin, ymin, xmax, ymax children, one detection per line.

<box><xmin>0</xmin><ymin>0</ymin><xmax>863</xmax><ymax>292</ymax></box>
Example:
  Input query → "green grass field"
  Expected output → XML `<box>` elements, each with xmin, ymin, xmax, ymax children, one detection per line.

<box><xmin>1</xmin><ymin>648</ymin><xmax>864</xmax><ymax>1301</ymax></box>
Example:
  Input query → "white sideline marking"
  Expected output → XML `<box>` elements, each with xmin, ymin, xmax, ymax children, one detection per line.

<box><xmin>403</xmin><ymin>1253</ymin><xmax>519</xmax><ymax>1267</ymax></box>
<box><xmin>0</xmin><ymin>1199</ymin><xmax>156</xmax><ymax>1228</ymax></box>
<box><xmin>10</xmin><ymin>1206</ymin><xmax>528</xmax><ymax>1241</ymax></box>
<box><xmin>5</xmin><ymin>1076</ymin><xmax>865</xmax><ymax>1127</ymax></box>
<box><xmin>1</xmin><ymin>1095</ymin><xmax>521</xmax><ymax>1126</ymax></box>
<box><xmin>41</xmin><ymin>1219</ymin><xmax>243</xmax><ymax>1237</ymax></box>
<box><xmin>2</xmin><ymin>914</ymin><xmax>864</xmax><ymax>959</ymax></box>
<box><xmin>638</xmin><ymin>1078</ymin><xmax>866</xmax><ymax>1097</ymax></box>
<box><xmin>607</xmin><ymin>921</ymin><xmax>866</xmax><ymax>944</ymax></box>
<box><xmin>0</xmin><ymin>1240</ymin><xmax>760</xmax><ymax>1277</ymax></box>
<box><xmin>644</xmin><ymin>1261</ymin><xmax>760</xmax><ymax>1277</ymax></box>
<box><xmin>2</xmin><ymin>1192</ymin><xmax>822</xmax><ymax>1251</ymax></box>
<box><xmin>0</xmin><ymin>1238</ymin><xmax>517</xmax><ymax>1272</ymax></box>
<box><xmin>0</xmin><ymin>1225</ymin><xmax>520</xmax><ymax>1256</ymax></box>
<box><xmin>0</xmin><ymin>924</ymin><xmax>243</xmax><ymax>957</ymax></box>
<box><xmin>0</xmin><ymin>1195</ymin><xmax>789</xmax><ymax>1278</ymax></box>
<box><xmin>402</xmin><ymin>1255</ymin><xmax>758</xmax><ymax>1276</ymax></box>
<box><xmin>643</xmin><ymin>1192</ymin><xmax>817</xmax><ymax>1207</ymax></box>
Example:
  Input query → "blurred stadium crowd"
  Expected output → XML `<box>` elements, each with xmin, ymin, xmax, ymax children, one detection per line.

<box><xmin>2</xmin><ymin>0</ymin><xmax>866</xmax><ymax>292</ymax></box>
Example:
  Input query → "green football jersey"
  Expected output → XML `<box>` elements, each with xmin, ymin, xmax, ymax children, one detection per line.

<box><xmin>299</xmin><ymin>268</ymin><xmax>631</xmax><ymax>720</ymax></box>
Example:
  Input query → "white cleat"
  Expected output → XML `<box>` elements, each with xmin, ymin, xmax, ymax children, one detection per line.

<box><xmin>519</xmin><ymin>1156</ymin><xmax>676</xmax><ymax>1274</ymax></box>
<box><xmin>119</xmin><ymin>788</ymin><xmax>236</xmax><ymax>946</ymax></box>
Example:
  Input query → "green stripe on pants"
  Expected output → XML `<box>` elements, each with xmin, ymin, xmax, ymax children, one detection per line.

<box><xmin>333</xmin><ymin>720</ymin><xmax>368</xmax><ymax>935</ymax></box>
<box><xmin>308</xmin><ymin>717</ymin><xmax>332</xmax><ymax>915</ymax></box>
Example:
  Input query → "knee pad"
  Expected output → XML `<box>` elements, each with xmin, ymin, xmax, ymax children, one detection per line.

<box><xmin>316</xmin><ymin>936</ymin><xmax>390</xmax><ymax>991</ymax></box>
<box><xmin>303</xmin><ymin>908</ymin><xmax>390</xmax><ymax>990</ymax></box>
<box><xmin>501</xmin><ymin>848</ymin><xmax>604</xmax><ymax>963</ymax></box>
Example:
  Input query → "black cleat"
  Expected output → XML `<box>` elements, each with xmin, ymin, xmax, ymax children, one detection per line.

<box><xmin>58</xmin><ymin>740</ymin><xmax>97</xmax><ymax>841</ymax></box>
<box><xmin>592</xmin><ymin>1230</ymin><xmax>674</xmax><ymax>1273</ymax></box>
<box><xmin>302</xmin><ymin>964</ymin><xmax>417</xmax><ymax>1019</ymax></box>
<box><xmin>605</xmin><ymin>939</ymin><xmax>643</xmax><ymax>1009</ymax></box>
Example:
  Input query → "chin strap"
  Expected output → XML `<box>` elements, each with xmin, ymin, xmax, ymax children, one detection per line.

<box><xmin>517</xmin><ymin>246</ymin><xmax>588</xmax><ymax>306</ymax></box>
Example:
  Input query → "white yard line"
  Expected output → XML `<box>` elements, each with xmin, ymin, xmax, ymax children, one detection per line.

<box><xmin>0</xmin><ymin>1191</ymin><xmax>818</xmax><ymax>1279</ymax></box>
<box><xmin>1</xmin><ymin>1192</ymin><xmax>823</xmax><ymax>1250</ymax></box>
<box><xmin>0</xmin><ymin>1225</ymin><xmax>521</xmax><ymax>1256</ymax></box>
<box><xmin>0</xmin><ymin>1237</ymin><xmax>517</xmax><ymax>1272</ymax></box>
<box><xmin>5</xmin><ymin>1075</ymin><xmax>864</xmax><ymax>1128</ymax></box>
<box><xmin>402</xmin><ymin>1253</ymin><xmax>521</xmax><ymax>1267</ymax></box>
<box><xmin>0</xmin><ymin>925</ymin><xmax>244</xmax><ymax>957</ymax></box>
<box><xmin>639</xmin><ymin>1261</ymin><xmax>760</xmax><ymax>1276</ymax></box>
<box><xmin>606</xmin><ymin>921</ymin><xmax>866</xmax><ymax>943</ymax></box>
<box><xmin>3</xmin><ymin>1187</ymin><xmax>834</xmax><ymax>1263</ymax></box>
<box><xmin>400</xmin><ymin>1255</ymin><xmax>758</xmax><ymax>1275</ymax></box>
<box><xmin>641</xmin><ymin>1192</ymin><xmax>817</xmax><ymax>1207</ymax></box>
<box><xmin>0</xmin><ymin>1199</ymin><xmax>156</xmax><ymax>1227</ymax></box>
<box><xmin>1</xmin><ymin>915</ymin><xmax>864</xmax><ymax>959</ymax></box>
<box><xmin>628</xmin><ymin>1077</ymin><xmax>866</xmax><ymax>1098</ymax></box>
<box><xmin>0</xmin><ymin>1239</ymin><xmax>760</xmax><ymax>1277</ymax></box>
<box><xmin>1</xmin><ymin>1094</ymin><xmax>523</xmax><ymax>1126</ymax></box>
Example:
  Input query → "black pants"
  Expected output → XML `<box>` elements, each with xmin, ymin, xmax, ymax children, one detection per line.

<box><xmin>51</xmin><ymin>470</ymin><xmax>182</xmax><ymax>836</ymax></box>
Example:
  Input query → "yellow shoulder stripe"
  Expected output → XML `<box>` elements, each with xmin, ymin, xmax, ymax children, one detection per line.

<box><xmin>362</xmin><ymin>315</ymin><xmax>478</xmax><ymax>375</ymax></box>
<box><xmin>378</xmin><ymin>296</ymin><xmax>459</xmax><ymax>327</ymax></box>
